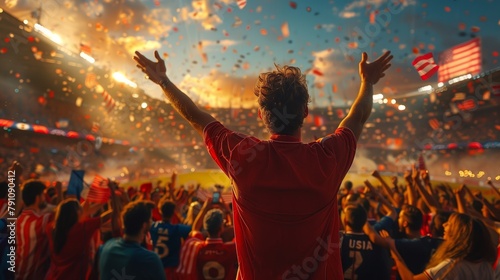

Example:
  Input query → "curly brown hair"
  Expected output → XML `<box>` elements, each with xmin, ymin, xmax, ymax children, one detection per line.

<box><xmin>254</xmin><ymin>65</ymin><xmax>310</xmax><ymax>135</ymax></box>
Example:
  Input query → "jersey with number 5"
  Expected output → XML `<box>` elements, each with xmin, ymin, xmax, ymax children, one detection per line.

<box><xmin>150</xmin><ymin>221</ymin><xmax>191</xmax><ymax>268</ymax></box>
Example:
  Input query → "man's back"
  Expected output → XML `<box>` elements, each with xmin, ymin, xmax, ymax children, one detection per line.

<box><xmin>99</xmin><ymin>238</ymin><xmax>166</xmax><ymax>280</ymax></box>
<box><xmin>196</xmin><ymin>238</ymin><xmax>238</xmax><ymax>280</ymax></box>
<box><xmin>16</xmin><ymin>209</ymin><xmax>53</xmax><ymax>280</ymax></box>
<box><xmin>204</xmin><ymin>122</ymin><xmax>357</xmax><ymax>279</ymax></box>
<box><xmin>341</xmin><ymin>232</ymin><xmax>392</xmax><ymax>280</ymax></box>
<box><xmin>150</xmin><ymin>221</ymin><xmax>191</xmax><ymax>268</ymax></box>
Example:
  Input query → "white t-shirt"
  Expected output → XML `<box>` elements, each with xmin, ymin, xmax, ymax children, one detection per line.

<box><xmin>424</xmin><ymin>258</ymin><xmax>494</xmax><ymax>280</ymax></box>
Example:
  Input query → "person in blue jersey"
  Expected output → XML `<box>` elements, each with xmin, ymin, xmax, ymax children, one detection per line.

<box><xmin>341</xmin><ymin>204</ymin><xmax>392</xmax><ymax>280</ymax></box>
<box><xmin>150</xmin><ymin>200</ymin><xmax>191</xmax><ymax>279</ymax></box>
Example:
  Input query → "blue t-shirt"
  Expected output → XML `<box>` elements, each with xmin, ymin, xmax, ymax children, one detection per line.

<box><xmin>150</xmin><ymin>221</ymin><xmax>191</xmax><ymax>268</ymax></box>
<box><xmin>341</xmin><ymin>232</ymin><xmax>392</xmax><ymax>280</ymax></box>
<box><xmin>99</xmin><ymin>238</ymin><xmax>166</xmax><ymax>280</ymax></box>
<box><xmin>395</xmin><ymin>236</ymin><xmax>443</xmax><ymax>276</ymax></box>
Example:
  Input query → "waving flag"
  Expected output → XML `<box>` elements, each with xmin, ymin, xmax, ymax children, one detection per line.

<box><xmin>412</xmin><ymin>53</ymin><xmax>439</xmax><ymax>80</ymax></box>
<box><xmin>237</xmin><ymin>0</ymin><xmax>247</xmax><ymax>9</ymax></box>
<box><xmin>438</xmin><ymin>38</ymin><xmax>481</xmax><ymax>83</ymax></box>
<box><xmin>86</xmin><ymin>175</ymin><xmax>111</xmax><ymax>203</ymax></box>
<box><xmin>418</xmin><ymin>154</ymin><xmax>427</xmax><ymax>171</ymax></box>
<box><xmin>67</xmin><ymin>170</ymin><xmax>85</xmax><ymax>200</ymax></box>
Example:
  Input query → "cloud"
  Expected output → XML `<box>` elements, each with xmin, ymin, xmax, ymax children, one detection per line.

<box><xmin>178</xmin><ymin>70</ymin><xmax>258</xmax><ymax>108</ymax></box>
<box><xmin>117</xmin><ymin>37</ymin><xmax>162</xmax><ymax>55</ymax></box>
<box><xmin>338</xmin><ymin>0</ymin><xmax>416</xmax><ymax>19</ymax></box>
<box><xmin>202</xmin><ymin>39</ymin><xmax>240</xmax><ymax>48</ymax></box>
<box><xmin>339</xmin><ymin>11</ymin><xmax>358</xmax><ymax>19</ymax></box>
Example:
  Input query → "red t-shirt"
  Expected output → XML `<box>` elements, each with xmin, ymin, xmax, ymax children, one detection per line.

<box><xmin>16</xmin><ymin>210</ymin><xmax>54</xmax><ymax>280</ymax></box>
<box><xmin>45</xmin><ymin>217</ymin><xmax>101</xmax><ymax>280</ymax></box>
<box><xmin>204</xmin><ymin>121</ymin><xmax>357</xmax><ymax>279</ymax></box>
<box><xmin>196</xmin><ymin>238</ymin><xmax>238</xmax><ymax>280</ymax></box>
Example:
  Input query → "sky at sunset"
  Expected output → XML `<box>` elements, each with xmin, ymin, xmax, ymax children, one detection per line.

<box><xmin>2</xmin><ymin>0</ymin><xmax>499</xmax><ymax>108</ymax></box>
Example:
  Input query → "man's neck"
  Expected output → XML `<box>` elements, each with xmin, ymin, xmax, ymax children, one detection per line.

<box><xmin>344</xmin><ymin>226</ymin><xmax>363</xmax><ymax>234</ymax></box>
<box><xmin>123</xmin><ymin>233</ymin><xmax>144</xmax><ymax>244</ymax></box>
<box><xmin>24</xmin><ymin>205</ymin><xmax>40</xmax><ymax>213</ymax></box>
<box><xmin>405</xmin><ymin>230</ymin><xmax>421</xmax><ymax>239</ymax></box>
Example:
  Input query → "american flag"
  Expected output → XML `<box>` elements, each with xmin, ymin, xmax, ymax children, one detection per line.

<box><xmin>86</xmin><ymin>175</ymin><xmax>111</xmax><ymax>203</ymax></box>
<box><xmin>438</xmin><ymin>38</ymin><xmax>482</xmax><ymax>83</ymax></box>
<box><xmin>412</xmin><ymin>53</ymin><xmax>439</xmax><ymax>80</ymax></box>
<box><xmin>490</xmin><ymin>83</ymin><xmax>500</xmax><ymax>97</ymax></box>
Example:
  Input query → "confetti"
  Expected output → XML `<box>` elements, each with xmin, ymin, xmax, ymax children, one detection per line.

<box><xmin>237</xmin><ymin>0</ymin><xmax>247</xmax><ymax>9</ymax></box>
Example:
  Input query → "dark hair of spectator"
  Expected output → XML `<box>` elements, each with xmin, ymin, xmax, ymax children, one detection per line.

<box><xmin>401</xmin><ymin>204</ymin><xmax>423</xmax><ymax>232</ymax></box>
<box><xmin>430</xmin><ymin>210</ymin><xmax>452</xmax><ymax>238</ymax></box>
<box><xmin>254</xmin><ymin>64</ymin><xmax>310</xmax><ymax>135</ymax></box>
<box><xmin>21</xmin><ymin>179</ymin><xmax>46</xmax><ymax>206</ymax></box>
<box><xmin>0</xmin><ymin>181</ymin><xmax>8</xmax><ymax>199</ymax></box>
<box><xmin>53</xmin><ymin>199</ymin><xmax>80</xmax><ymax>253</ymax></box>
<box><xmin>122</xmin><ymin>200</ymin><xmax>155</xmax><ymax>236</ymax></box>
<box><xmin>344</xmin><ymin>205</ymin><xmax>367</xmax><ymax>232</ymax></box>
<box><xmin>204</xmin><ymin>209</ymin><xmax>224</xmax><ymax>236</ymax></box>
<box><xmin>160</xmin><ymin>200</ymin><xmax>176</xmax><ymax>219</ymax></box>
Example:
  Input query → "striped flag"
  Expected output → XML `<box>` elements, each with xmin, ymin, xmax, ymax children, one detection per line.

<box><xmin>418</xmin><ymin>154</ymin><xmax>427</xmax><ymax>171</ymax></box>
<box><xmin>412</xmin><ymin>53</ymin><xmax>439</xmax><ymax>80</ymax></box>
<box><xmin>490</xmin><ymin>83</ymin><xmax>500</xmax><ymax>97</ymax></box>
<box><xmin>438</xmin><ymin>38</ymin><xmax>482</xmax><ymax>83</ymax></box>
<box><xmin>86</xmin><ymin>175</ymin><xmax>111</xmax><ymax>203</ymax></box>
<box><xmin>237</xmin><ymin>0</ymin><xmax>247</xmax><ymax>9</ymax></box>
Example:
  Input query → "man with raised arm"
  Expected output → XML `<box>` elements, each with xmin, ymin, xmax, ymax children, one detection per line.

<box><xmin>134</xmin><ymin>50</ymin><xmax>392</xmax><ymax>279</ymax></box>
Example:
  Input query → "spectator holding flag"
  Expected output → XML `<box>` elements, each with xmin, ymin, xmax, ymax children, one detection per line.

<box><xmin>134</xmin><ymin>47</ymin><xmax>392</xmax><ymax>279</ymax></box>
<box><xmin>45</xmin><ymin>197</ymin><xmax>113</xmax><ymax>280</ymax></box>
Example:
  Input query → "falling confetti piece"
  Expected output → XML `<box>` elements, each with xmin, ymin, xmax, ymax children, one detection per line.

<box><xmin>289</xmin><ymin>1</ymin><xmax>297</xmax><ymax>9</ymax></box>
<box><xmin>281</xmin><ymin>22</ymin><xmax>290</xmax><ymax>37</ymax></box>
<box><xmin>237</xmin><ymin>0</ymin><xmax>247</xmax><ymax>9</ymax></box>
<box><xmin>369</xmin><ymin>11</ymin><xmax>376</xmax><ymax>24</ymax></box>
<box><xmin>470</xmin><ymin>26</ymin><xmax>480</xmax><ymax>32</ymax></box>
<box><xmin>493</xmin><ymin>51</ymin><xmax>499</xmax><ymax>57</ymax></box>
<box><xmin>444</xmin><ymin>6</ymin><xmax>451</xmax><ymax>12</ymax></box>
<box><xmin>312</xmin><ymin>69</ymin><xmax>324</xmax><ymax>76</ymax></box>
<box><xmin>412</xmin><ymin>47</ymin><xmax>419</xmax><ymax>54</ymax></box>
<box><xmin>347</xmin><ymin>42</ymin><xmax>358</xmax><ymax>49</ymax></box>
<box><xmin>458</xmin><ymin>23</ymin><xmax>466</xmax><ymax>31</ymax></box>
<box><xmin>306</xmin><ymin>7</ymin><xmax>311</xmax><ymax>12</ymax></box>
<box><xmin>232</xmin><ymin>16</ymin><xmax>243</xmax><ymax>28</ymax></box>
<box><xmin>260</xmin><ymin>28</ymin><xmax>268</xmax><ymax>36</ymax></box>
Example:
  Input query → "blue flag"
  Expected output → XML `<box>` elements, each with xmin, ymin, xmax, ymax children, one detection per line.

<box><xmin>67</xmin><ymin>170</ymin><xmax>85</xmax><ymax>200</ymax></box>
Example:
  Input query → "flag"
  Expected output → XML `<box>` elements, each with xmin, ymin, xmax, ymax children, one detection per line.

<box><xmin>91</xmin><ymin>122</ymin><xmax>100</xmax><ymax>133</ymax></box>
<box><xmin>418</xmin><ymin>154</ymin><xmax>427</xmax><ymax>171</ymax></box>
<box><xmin>314</xmin><ymin>115</ymin><xmax>324</xmax><ymax>126</ymax></box>
<box><xmin>412</xmin><ymin>52</ymin><xmax>439</xmax><ymax>80</ymax></box>
<box><xmin>67</xmin><ymin>170</ymin><xmax>85</xmax><ymax>200</ymax></box>
<box><xmin>86</xmin><ymin>175</ymin><xmax>111</xmax><ymax>203</ymax></box>
<box><xmin>490</xmin><ymin>83</ymin><xmax>500</xmax><ymax>97</ymax></box>
<box><xmin>221</xmin><ymin>192</ymin><xmax>232</xmax><ymax>203</ymax></box>
<box><xmin>80</xmin><ymin>43</ymin><xmax>91</xmax><ymax>54</ymax></box>
<box><xmin>438</xmin><ymin>38</ymin><xmax>481</xmax><ymax>83</ymax></box>
<box><xmin>196</xmin><ymin>188</ymin><xmax>211</xmax><ymax>201</ymax></box>
<box><xmin>237</xmin><ymin>0</ymin><xmax>247</xmax><ymax>9</ymax></box>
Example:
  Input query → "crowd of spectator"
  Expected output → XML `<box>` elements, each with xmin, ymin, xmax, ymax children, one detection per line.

<box><xmin>1</xmin><ymin>159</ymin><xmax>499</xmax><ymax>279</ymax></box>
